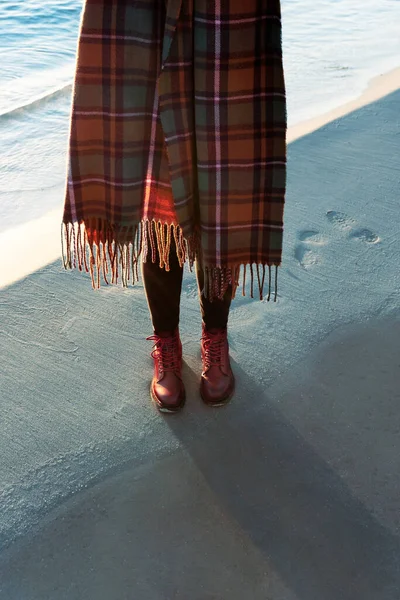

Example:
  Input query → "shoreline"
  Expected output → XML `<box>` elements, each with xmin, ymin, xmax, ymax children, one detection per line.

<box><xmin>0</xmin><ymin>64</ymin><xmax>399</xmax><ymax>290</ymax></box>
<box><xmin>288</xmin><ymin>65</ymin><xmax>400</xmax><ymax>142</ymax></box>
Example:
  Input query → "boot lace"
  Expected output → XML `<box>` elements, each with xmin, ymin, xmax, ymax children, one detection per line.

<box><xmin>201</xmin><ymin>330</ymin><xmax>226</xmax><ymax>369</ymax></box>
<box><xmin>147</xmin><ymin>334</ymin><xmax>180</xmax><ymax>374</ymax></box>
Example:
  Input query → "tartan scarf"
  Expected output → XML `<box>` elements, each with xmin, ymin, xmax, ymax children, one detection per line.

<box><xmin>61</xmin><ymin>0</ymin><xmax>287</xmax><ymax>301</ymax></box>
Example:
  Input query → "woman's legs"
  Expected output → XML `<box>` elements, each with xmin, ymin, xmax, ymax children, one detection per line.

<box><xmin>197</xmin><ymin>265</ymin><xmax>235</xmax><ymax>406</ymax></box>
<box><xmin>142</xmin><ymin>224</ymin><xmax>232</xmax><ymax>334</ymax></box>
<box><xmin>142</xmin><ymin>228</ymin><xmax>183</xmax><ymax>335</ymax></box>
<box><xmin>142</xmin><ymin>225</ymin><xmax>185</xmax><ymax>411</ymax></box>
<box><xmin>142</xmin><ymin>224</ymin><xmax>234</xmax><ymax>410</ymax></box>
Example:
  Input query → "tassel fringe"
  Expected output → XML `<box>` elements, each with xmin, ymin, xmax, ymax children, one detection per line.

<box><xmin>61</xmin><ymin>218</ymin><xmax>280</xmax><ymax>302</ymax></box>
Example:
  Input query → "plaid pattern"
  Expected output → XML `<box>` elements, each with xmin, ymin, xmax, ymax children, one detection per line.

<box><xmin>62</xmin><ymin>0</ymin><xmax>287</xmax><ymax>301</ymax></box>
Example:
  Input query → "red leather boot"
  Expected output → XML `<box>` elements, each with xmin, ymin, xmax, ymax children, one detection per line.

<box><xmin>146</xmin><ymin>329</ymin><xmax>186</xmax><ymax>413</ymax></box>
<box><xmin>200</xmin><ymin>324</ymin><xmax>235</xmax><ymax>406</ymax></box>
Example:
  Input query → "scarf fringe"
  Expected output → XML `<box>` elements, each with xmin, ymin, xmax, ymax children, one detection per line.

<box><xmin>61</xmin><ymin>218</ymin><xmax>280</xmax><ymax>302</ymax></box>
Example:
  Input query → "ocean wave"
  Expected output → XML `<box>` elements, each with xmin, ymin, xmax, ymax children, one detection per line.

<box><xmin>0</xmin><ymin>180</ymin><xmax>65</xmax><ymax>195</ymax></box>
<box><xmin>0</xmin><ymin>82</ymin><xmax>72</xmax><ymax>120</ymax></box>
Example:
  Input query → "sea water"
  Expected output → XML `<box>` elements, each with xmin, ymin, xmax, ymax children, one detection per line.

<box><xmin>0</xmin><ymin>0</ymin><xmax>399</xmax><ymax>232</ymax></box>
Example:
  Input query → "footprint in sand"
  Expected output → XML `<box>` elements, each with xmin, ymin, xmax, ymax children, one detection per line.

<box><xmin>326</xmin><ymin>210</ymin><xmax>380</xmax><ymax>243</ymax></box>
<box><xmin>349</xmin><ymin>227</ymin><xmax>380</xmax><ymax>244</ymax></box>
<box><xmin>298</xmin><ymin>230</ymin><xmax>326</xmax><ymax>244</ymax></box>
<box><xmin>326</xmin><ymin>210</ymin><xmax>356</xmax><ymax>232</ymax></box>
<box><xmin>294</xmin><ymin>229</ymin><xmax>327</xmax><ymax>269</ymax></box>
<box><xmin>295</xmin><ymin>212</ymin><xmax>379</xmax><ymax>270</ymax></box>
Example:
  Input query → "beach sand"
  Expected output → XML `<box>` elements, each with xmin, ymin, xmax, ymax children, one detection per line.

<box><xmin>0</xmin><ymin>68</ymin><xmax>399</xmax><ymax>599</ymax></box>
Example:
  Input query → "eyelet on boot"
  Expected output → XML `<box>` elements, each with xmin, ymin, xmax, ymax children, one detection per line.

<box><xmin>147</xmin><ymin>329</ymin><xmax>186</xmax><ymax>413</ymax></box>
<box><xmin>200</xmin><ymin>324</ymin><xmax>235</xmax><ymax>406</ymax></box>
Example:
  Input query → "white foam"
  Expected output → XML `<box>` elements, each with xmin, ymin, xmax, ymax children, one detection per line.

<box><xmin>0</xmin><ymin>65</ymin><xmax>74</xmax><ymax>117</ymax></box>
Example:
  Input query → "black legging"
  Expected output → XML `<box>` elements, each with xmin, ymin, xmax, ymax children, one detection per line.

<box><xmin>142</xmin><ymin>226</ymin><xmax>232</xmax><ymax>334</ymax></box>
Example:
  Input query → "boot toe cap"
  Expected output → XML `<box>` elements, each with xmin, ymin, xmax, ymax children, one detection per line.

<box><xmin>200</xmin><ymin>368</ymin><xmax>235</xmax><ymax>405</ymax></box>
<box><xmin>152</xmin><ymin>374</ymin><xmax>185</xmax><ymax>412</ymax></box>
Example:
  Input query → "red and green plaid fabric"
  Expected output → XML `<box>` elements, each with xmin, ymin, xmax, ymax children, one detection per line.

<box><xmin>62</xmin><ymin>0</ymin><xmax>287</xmax><ymax>301</ymax></box>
